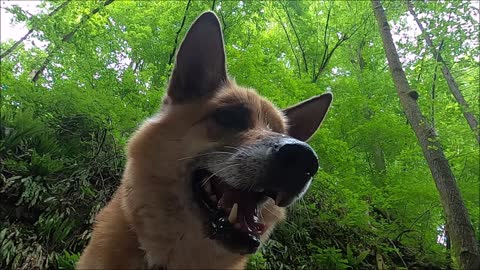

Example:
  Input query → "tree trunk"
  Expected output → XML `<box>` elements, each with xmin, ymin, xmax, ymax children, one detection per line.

<box><xmin>371</xmin><ymin>1</ymin><xmax>480</xmax><ymax>269</ymax></box>
<box><xmin>407</xmin><ymin>0</ymin><xmax>479</xmax><ymax>145</ymax></box>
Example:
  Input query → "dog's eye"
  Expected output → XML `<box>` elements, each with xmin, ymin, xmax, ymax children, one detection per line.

<box><xmin>212</xmin><ymin>105</ymin><xmax>250</xmax><ymax>131</ymax></box>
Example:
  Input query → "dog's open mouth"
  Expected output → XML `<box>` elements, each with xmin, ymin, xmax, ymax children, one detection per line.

<box><xmin>192</xmin><ymin>169</ymin><xmax>275</xmax><ymax>254</ymax></box>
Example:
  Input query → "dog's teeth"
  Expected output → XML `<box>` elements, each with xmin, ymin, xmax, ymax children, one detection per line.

<box><xmin>228</xmin><ymin>203</ymin><xmax>238</xmax><ymax>223</ymax></box>
<box><xmin>209</xmin><ymin>194</ymin><xmax>217</xmax><ymax>202</ymax></box>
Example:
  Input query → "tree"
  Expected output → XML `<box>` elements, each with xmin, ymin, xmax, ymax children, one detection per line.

<box><xmin>371</xmin><ymin>1</ymin><xmax>480</xmax><ymax>269</ymax></box>
<box><xmin>407</xmin><ymin>0</ymin><xmax>479</xmax><ymax>145</ymax></box>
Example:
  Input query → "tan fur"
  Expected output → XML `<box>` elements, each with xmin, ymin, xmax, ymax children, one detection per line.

<box><xmin>77</xmin><ymin>82</ymin><xmax>287</xmax><ymax>269</ymax></box>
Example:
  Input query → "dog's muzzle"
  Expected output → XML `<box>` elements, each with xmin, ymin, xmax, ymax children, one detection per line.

<box><xmin>191</xmin><ymin>134</ymin><xmax>319</xmax><ymax>254</ymax></box>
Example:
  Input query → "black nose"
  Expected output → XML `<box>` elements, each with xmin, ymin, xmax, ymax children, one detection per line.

<box><xmin>274</xmin><ymin>142</ymin><xmax>319</xmax><ymax>177</ymax></box>
<box><xmin>263</xmin><ymin>139</ymin><xmax>318</xmax><ymax>204</ymax></box>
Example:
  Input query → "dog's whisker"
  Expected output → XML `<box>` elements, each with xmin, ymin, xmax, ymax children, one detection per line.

<box><xmin>263</xmin><ymin>206</ymin><xmax>296</xmax><ymax>228</ymax></box>
<box><xmin>223</xmin><ymin>145</ymin><xmax>249</xmax><ymax>156</ymax></box>
<box><xmin>246</xmin><ymin>181</ymin><xmax>256</xmax><ymax>192</ymax></box>
<box><xmin>300</xmin><ymin>197</ymin><xmax>312</xmax><ymax>226</ymax></box>
<box><xmin>258</xmin><ymin>205</ymin><xmax>265</xmax><ymax>222</ymax></box>
<box><xmin>214</xmin><ymin>157</ymin><xmax>241</xmax><ymax>167</ymax></box>
<box><xmin>177</xmin><ymin>151</ymin><xmax>234</xmax><ymax>161</ymax></box>
<box><xmin>200</xmin><ymin>164</ymin><xmax>242</xmax><ymax>188</ymax></box>
<box><xmin>262</xmin><ymin>206</ymin><xmax>281</xmax><ymax>219</ymax></box>
<box><xmin>197</xmin><ymin>158</ymin><xmax>240</xmax><ymax>171</ymax></box>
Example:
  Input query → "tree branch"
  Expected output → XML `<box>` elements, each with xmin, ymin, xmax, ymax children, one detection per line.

<box><xmin>312</xmin><ymin>10</ymin><xmax>366</xmax><ymax>82</ymax></box>
<box><xmin>32</xmin><ymin>0</ymin><xmax>115</xmax><ymax>83</ymax></box>
<box><xmin>0</xmin><ymin>0</ymin><xmax>71</xmax><ymax>60</ymax></box>
<box><xmin>312</xmin><ymin>35</ymin><xmax>347</xmax><ymax>82</ymax></box>
<box><xmin>167</xmin><ymin>0</ymin><xmax>192</xmax><ymax>66</ymax></box>
<box><xmin>217</xmin><ymin>1</ymin><xmax>230</xmax><ymax>36</ymax></box>
<box><xmin>430</xmin><ymin>40</ymin><xmax>444</xmax><ymax>129</ymax></box>
<box><xmin>279</xmin><ymin>0</ymin><xmax>308</xmax><ymax>74</ymax></box>
<box><xmin>274</xmin><ymin>8</ymin><xmax>302</xmax><ymax>78</ymax></box>
<box><xmin>313</xmin><ymin>4</ymin><xmax>331</xmax><ymax>81</ymax></box>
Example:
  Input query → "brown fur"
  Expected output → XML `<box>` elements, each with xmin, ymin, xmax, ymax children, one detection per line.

<box><xmin>77</xmin><ymin>82</ymin><xmax>287</xmax><ymax>269</ymax></box>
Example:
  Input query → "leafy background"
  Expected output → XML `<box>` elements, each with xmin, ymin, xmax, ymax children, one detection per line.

<box><xmin>0</xmin><ymin>1</ymin><xmax>478</xmax><ymax>269</ymax></box>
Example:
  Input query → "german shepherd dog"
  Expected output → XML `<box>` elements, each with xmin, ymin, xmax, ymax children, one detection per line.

<box><xmin>77</xmin><ymin>12</ymin><xmax>332</xmax><ymax>269</ymax></box>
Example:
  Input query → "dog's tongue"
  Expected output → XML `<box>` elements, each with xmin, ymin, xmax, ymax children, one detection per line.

<box><xmin>218</xmin><ymin>190</ymin><xmax>265</xmax><ymax>235</ymax></box>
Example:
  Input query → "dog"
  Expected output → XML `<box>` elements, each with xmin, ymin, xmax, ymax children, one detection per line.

<box><xmin>77</xmin><ymin>11</ymin><xmax>332</xmax><ymax>269</ymax></box>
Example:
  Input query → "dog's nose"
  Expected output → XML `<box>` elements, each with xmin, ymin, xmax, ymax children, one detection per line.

<box><xmin>274</xmin><ymin>142</ymin><xmax>319</xmax><ymax>178</ymax></box>
<box><xmin>263</xmin><ymin>138</ymin><xmax>318</xmax><ymax>206</ymax></box>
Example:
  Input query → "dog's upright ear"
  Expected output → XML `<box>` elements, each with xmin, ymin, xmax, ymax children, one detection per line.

<box><xmin>166</xmin><ymin>12</ymin><xmax>227</xmax><ymax>103</ymax></box>
<box><xmin>284</xmin><ymin>93</ymin><xmax>333</xmax><ymax>142</ymax></box>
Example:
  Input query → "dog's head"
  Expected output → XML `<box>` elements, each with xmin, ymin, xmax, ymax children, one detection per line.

<box><xmin>129</xmin><ymin>12</ymin><xmax>332</xmax><ymax>256</ymax></box>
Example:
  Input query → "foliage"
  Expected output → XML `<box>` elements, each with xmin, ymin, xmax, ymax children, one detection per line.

<box><xmin>1</xmin><ymin>1</ymin><xmax>478</xmax><ymax>269</ymax></box>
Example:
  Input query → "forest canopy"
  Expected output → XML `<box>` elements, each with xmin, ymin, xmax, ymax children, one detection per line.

<box><xmin>0</xmin><ymin>1</ymin><xmax>478</xmax><ymax>269</ymax></box>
